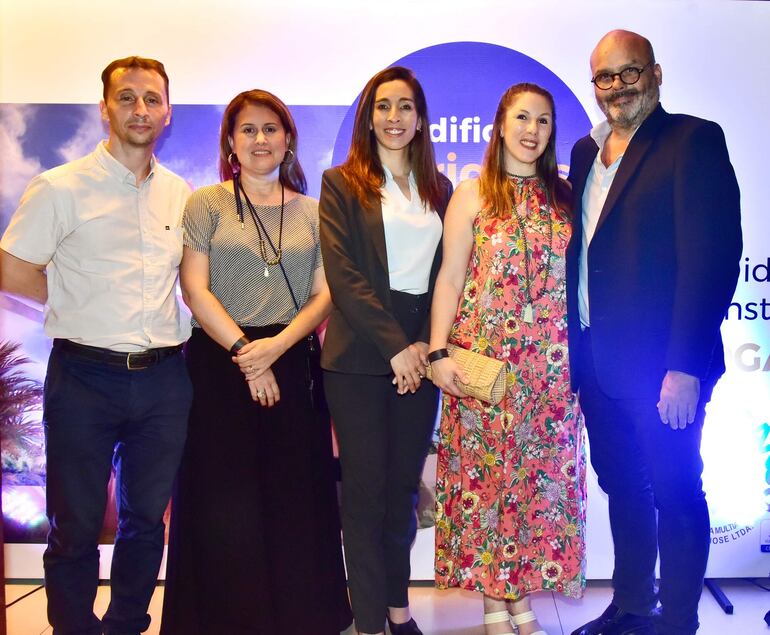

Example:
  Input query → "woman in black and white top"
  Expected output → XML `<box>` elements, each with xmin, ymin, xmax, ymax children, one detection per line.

<box><xmin>319</xmin><ymin>66</ymin><xmax>452</xmax><ymax>635</ymax></box>
<box><xmin>160</xmin><ymin>89</ymin><xmax>351</xmax><ymax>635</ymax></box>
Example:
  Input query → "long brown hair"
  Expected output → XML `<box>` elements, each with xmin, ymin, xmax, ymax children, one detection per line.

<box><xmin>218</xmin><ymin>89</ymin><xmax>307</xmax><ymax>194</ymax></box>
<box><xmin>479</xmin><ymin>83</ymin><xmax>570</xmax><ymax>219</ymax></box>
<box><xmin>340</xmin><ymin>66</ymin><xmax>443</xmax><ymax>210</ymax></box>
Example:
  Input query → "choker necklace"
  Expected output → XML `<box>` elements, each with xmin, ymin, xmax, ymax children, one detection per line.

<box><xmin>510</xmin><ymin>179</ymin><xmax>553</xmax><ymax>324</ymax></box>
<box><xmin>506</xmin><ymin>171</ymin><xmax>537</xmax><ymax>179</ymax></box>
<box><xmin>233</xmin><ymin>175</ymin><xmax>284</xmax><ymax>278</ymax></box>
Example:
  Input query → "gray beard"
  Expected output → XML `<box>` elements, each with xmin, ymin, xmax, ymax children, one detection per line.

<box><xmin>601</xmin><ymin>87</ymin><xmax>659</xmax><ymax>131</ymax></box>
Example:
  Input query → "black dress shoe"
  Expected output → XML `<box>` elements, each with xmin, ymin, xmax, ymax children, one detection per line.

<box><xmin>386</xmin><ymin>616</ymin><xmax>423</xmax><ymax>635</ymax></box>
<box><xmin>571</xmin><ymin>603</ymin><xmax>655</xmax><ymax>635</ymax></box>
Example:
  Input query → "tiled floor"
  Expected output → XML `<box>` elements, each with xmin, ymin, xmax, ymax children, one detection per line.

<box><xmin>5</xmin><ymin>579</ymin><xmax>770</xmax><ymax>634</ymax></box>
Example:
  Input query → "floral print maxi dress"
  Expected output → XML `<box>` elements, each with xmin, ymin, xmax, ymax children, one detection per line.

<box><xmin>434</xmin><ymin>176</ymin><xmax>586</xmax><ymax>600</ymax></box>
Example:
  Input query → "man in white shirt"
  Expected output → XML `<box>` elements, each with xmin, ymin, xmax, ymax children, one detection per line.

<box><xmin>566</xmin><ymin>31</ymin><xmax>741</xmax><ymax>635</ymax></box>
<box><xmin>0</xmin><ymin>56</ymin><xmax>192</xmax><ymax>635</ymax></box>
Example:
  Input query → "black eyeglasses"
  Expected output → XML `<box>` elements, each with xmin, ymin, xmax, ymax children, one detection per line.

<box><xmin>591</xmin><ymin>62</ymin><xmax>652</xmax><ymax>90</ymax></box>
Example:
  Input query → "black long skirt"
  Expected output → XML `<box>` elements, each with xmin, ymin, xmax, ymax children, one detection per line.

<box><xmin>160</xmin><ymin>326</ymin><xmax>352</xmax><ymax>635</ymax></box>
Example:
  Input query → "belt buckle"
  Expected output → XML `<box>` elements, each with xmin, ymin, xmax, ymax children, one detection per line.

<box><xmin>126</xmin><ymin>351</ymin><xmax>152</xmax><ymax>370</ymax></box>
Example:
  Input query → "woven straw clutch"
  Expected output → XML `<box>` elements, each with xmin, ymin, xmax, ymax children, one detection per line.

<box><xmin>426</xmin><ymin>344</ymin><xmax>507</xmax><ymax>405</ymax></box>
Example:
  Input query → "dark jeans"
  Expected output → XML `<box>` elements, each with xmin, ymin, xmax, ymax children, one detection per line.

<box><xmin>577</xmin><ymin>330</ymin><xmax>711</xmax><ymax>635</ymax></box>
<box><xmin>43</xmin><ymin>341</ymin><xmax>191</xmax><ymax>635</ymax></box>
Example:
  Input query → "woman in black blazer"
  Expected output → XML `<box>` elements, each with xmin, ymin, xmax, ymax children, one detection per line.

<box><xmin>319</xmin><ymin>66</ymin><xmax>452</xmax><ymax>635</ymax></box>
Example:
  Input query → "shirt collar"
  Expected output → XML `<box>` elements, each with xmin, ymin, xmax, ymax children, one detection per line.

<box><xmin>589</xmin><ymin>119</ymin><xmax>612</xmax><ymax>150</ymax></box>
<box><xmin>94</xmin><ymin>140</ymin><xmax>156</xmax><ymax>185</ymax></box>
<box><xmin>589</xmin><ymin>118</ymin><xmax>641</xmax><ymax>154</ymax></box>
<box><xmin>382</xmin><ymin>164</ymin><xmax>416</xmax><ymax>188</ymax></box>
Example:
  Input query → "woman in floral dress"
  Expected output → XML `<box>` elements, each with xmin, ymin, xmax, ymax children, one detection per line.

<box><xmin>428</xmin><ymin>83</ymin><xmax>586</xmax><ymax>635</ymax></box>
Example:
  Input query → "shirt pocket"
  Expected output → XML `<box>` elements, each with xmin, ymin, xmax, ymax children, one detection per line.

<box><xmin>158</xmin><ymin>225</ymin><xmax>184</xmax><ymax>268</ymax></box>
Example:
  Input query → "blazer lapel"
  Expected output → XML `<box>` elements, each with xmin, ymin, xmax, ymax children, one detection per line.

<box><xmin>572</xmin><ymin>141</ymin><xmax>598</xmax><ymax>212</ymax></box>
<box><xmin>567</xmin><ymin>138</ymin><xmax>599</xmax><ymax>256</ymax></box>
<box><xmin>595</xmin><ymin>104</ymin><xmax>668</xmax><ymax>232</ymax></box>
<box><xmin>362</xmin><ymin>197</ymin><xmax>389</xmax><ymax>275</ymax></box>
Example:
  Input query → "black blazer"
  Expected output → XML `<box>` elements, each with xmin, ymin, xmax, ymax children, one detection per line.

<box><xmin>566</xmin><ymin>104</ymin><xmax>742</xmax><ymax>398</ymax></box>
<box><xmin>319</xmin><ymin>167</ymin><xmax>453</xmax><ymax>375</ymax></box>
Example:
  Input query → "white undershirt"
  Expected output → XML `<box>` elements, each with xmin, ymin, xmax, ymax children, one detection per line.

<box><xmin>380</xmin><ymin>166</ymin><xmax>442</xmax><ymax>294</ymax></box>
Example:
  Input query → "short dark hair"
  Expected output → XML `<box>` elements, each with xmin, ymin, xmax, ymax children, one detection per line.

<box><xmin>101</xmin><ymin>56</ymin><xmax>169</xmax><ymax>102</ymax></box>
<box><xmin>218</xmin><ymin>89</ymin><xmax>307</xmax><ymax>194</ymax></box>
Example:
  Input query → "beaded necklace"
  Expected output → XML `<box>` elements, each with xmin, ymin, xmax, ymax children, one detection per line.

<box><xmin>233</xmin><ymin>174</ymin><xmax>284</xmax><ymax>278</ymax></box>
<box><xmin>507</xmin><ymin>173</ymin><xmax>553</xmax><ymax>324</ymax></box>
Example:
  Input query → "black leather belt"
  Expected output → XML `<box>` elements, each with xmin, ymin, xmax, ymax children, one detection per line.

<box><xmin>55</xmin><ymin>339</ymin><xmax>183</xmax><ymax>370</ymax></box>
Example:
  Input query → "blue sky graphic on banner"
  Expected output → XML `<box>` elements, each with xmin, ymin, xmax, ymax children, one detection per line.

<box><xmin>332</xmin><ymin>42</ymin><xmax>591</xmax><ymax>183</ymax></box>
<box><xmin>0</xmin><ymin>103</ymin><xmax>349</xmax><ymax>231</ymax></box>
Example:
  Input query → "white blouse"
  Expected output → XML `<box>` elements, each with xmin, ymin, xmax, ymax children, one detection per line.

<box><xmin>380</xmin><ymin>166</ymin><xmax>442</xmax><ymax>294</ymax></box>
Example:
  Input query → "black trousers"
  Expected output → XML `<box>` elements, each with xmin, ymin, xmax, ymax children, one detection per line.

<box><xmin>324</xmin><ymin>290</ymin><xmax>438</xmax><ymax>634</ymax></box>
<box><xmin>578</xmin><ymin>329</ymin><xmax>711</xmax><ymax>635</ymax></box>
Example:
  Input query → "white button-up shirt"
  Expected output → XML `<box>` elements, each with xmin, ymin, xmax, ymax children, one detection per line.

<box><xmin>578</xmin><ymin>120</ymin><xmax>637</xmax><ymax>328</ymax></box>
<box><xmin>1</xmin><ymin>141</ymin><xmax>191</xmax><ymax>351</ymax></box>
<box><xmin>380</xmin><ymin>166</ymin><xmax>442</xmax><ymax>295</ymax></box>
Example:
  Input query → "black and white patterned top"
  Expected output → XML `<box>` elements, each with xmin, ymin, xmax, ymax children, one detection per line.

<box><xmin>183</xmin><ymin>183</ymin><xmax>323</xmax><ymax>327</ymax></box>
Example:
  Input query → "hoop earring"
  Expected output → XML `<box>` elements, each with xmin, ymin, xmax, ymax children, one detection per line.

<box><xmin>282</xmin><ymin>149</ymin><xmax>295</xmax><ymax>164</ymax></box>
<box><xmin>228</xmin><ymin>152</ymin><xmax>241</xmax><ymax>175</ymax></box>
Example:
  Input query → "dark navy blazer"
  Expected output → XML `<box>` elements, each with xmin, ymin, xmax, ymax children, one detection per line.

<box><xmin>566</xmin><ymin>104</ymin><xmax>742</xmax><ymax>398</ymax></box>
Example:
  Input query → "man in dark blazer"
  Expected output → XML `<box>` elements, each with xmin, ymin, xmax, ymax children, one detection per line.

<box><xmin>566</xmin><ymin>30</ymin><xmax>742</xmax><ymax>635</ymax></box>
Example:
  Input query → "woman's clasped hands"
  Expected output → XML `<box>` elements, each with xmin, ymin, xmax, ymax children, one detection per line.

<box><xmin>233</xmin><ymin>336</ymin><xmax>286</xmax><ymax>406</ymax></box>
<box><xmin>390</xmin><ymin>342</ymin><xmax>430</xmax><ymax>395</ymax></box>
